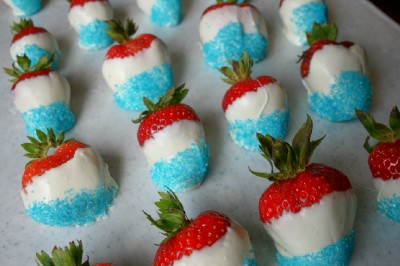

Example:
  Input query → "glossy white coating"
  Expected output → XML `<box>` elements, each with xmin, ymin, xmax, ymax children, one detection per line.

<box><xmin>10</xmin><ymin>32</ymin><xmax>60</xmax><ymax>60</ymax></box>
<box><xmin>199</xmin><ymin>4</ymin><xmax>268</xmax><ymax>44</ymax></box>
<box><xmin>12</xmin><ymin>71</ymin><xmax>70</xmax><ymax>113</ymax></box>
<box><xmin>137</xmin><ymin>0</ymin><xmax>156</xmax><ymax>15</ymax></box>
<box><xmin>279</xmin><ymin>0</ymin><xmax>325</xmax><ymax>46</ymax></box>
<box><xmin>142</xmin><ymin>120</ymin><xmax>205</xmax><ymax>166</ymax></box>
<box><xmin>174</xmin><ymin>220</ymin><xmax>255</xmax><ymax>266</ymax></box>
<box><xmin>374</xmin><ymin>178</ymin><xmax>400</xmax><ymax>200</ymax></box>
<box><xmin>68</xmin><ymin>1</ymin><xmax>113</xmax><ymax>32</ymax></box>
<box><xmin>225</xmin><ymin>81</ymin><xmax>288</xmax><ymax>121</ymax></box>
<box><xmin>21</xmin><ymin>147</ymin><xmax>117</xmax><ymax>208</ymax></box>
<box><xmin>102</xmin><ymin>38</ymin><xmax>170</xmax><ymax>91</ymax></box>
<box><xmin>302</xmin><ymin>43</ymin><xmax>369</xmax><ymax>95</ymax></box>
<box><xmin>263</xmin><ymin>190</ymin><xmax>357</xmax><ymax>257</ymax></box>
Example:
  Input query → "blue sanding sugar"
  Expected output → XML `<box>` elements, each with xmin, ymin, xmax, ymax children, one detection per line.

<box><xmin>244</xmin><ymin>248</ymin><xmax>258</xmax><ymax>266</ymax></box>
<box><xmin>12</xmin><ymin>0</ymin><xmax>42</xmax><ymax>16</ymax></box>
<box><xmin>276</xmin><ymin>229</ymin><xmax>355</xmax><ymax>266</ymax></box>
<box><xmin>203</xmin><ymin>22</ymin><xmax>268</xmax><ymax>68</ymax></box>
<box><xmin>151</xmin><ymin>0</ymin><xmax>182</xmax><ymax>27</ymax></box>
<box><xmin>223</xmin><ymin>0</ymin><xmax>245</xmax><ymax>3</ymax></box>
<box><xmin>25</xmin><ymin>184</ymin><xmax>118</xmax><ymax>227</ymax></box>
<box><xmin>150</xmin><ymin>139</ymin><xmax>210</xmax><ymax>192</ymax></box>
<box><xmin>79</xmin><ymin>19</ymin><xmax>113</xmax><ymax>50</ymax></box>
<box><xmin>114</xmin><ymin>64</ymin><xmax>174</xmax><ymax>111</ymax></box>
<box><xmin>308</xmin><ymin>71</ymin><xmax>372</xmax><ymax>122</ymax></box>
<box><xmin>377</xmin><ymin>194</ymin><xmax>400</xmax><ymax>222</ymax></box>
<box><xmin>22</xmin><ymin>101</ymin><xmax>76</xmax><ymax>137</ymax></box>
<box><xmin>291</xmin><ymin>2</ymin><xmax>328</xmax><ymax>46</ymax></box>
<box><xmin>228</xmin><ymin>109</ymin><xmax>290</xmax><ymax>151</ymax></box>
<box><xmin>18</xmin><ymin>44</ymin><xmax>61</xmax><ymax>70</ymax></box>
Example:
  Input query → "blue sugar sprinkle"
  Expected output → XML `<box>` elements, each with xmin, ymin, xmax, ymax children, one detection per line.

<box><xmin>11</xmin><ymin>0</ymin><xmax>42</xmax><ymax>16</ymax></box>
<box><xmin>377</xmin><ymin>194</ymin><xmax>400</xmax><ymax>222</ymax></box>
<box><xmin>228</xmin><ymin>109</ymin><xmax>290</xmax><ymax>151</ymax></box>
<box><xmin>308</xmin><ymin>71</ymin><xmax>372</xmax><ymax>122</ymax></box>
<box><xmin>18</xmin><ymin>44</ymin><xmax>61</xmax><ymax>70</ymax></box>
<box><xmin>276</xmin><ymin>229</ymin><xmax>355</xmax><ymax>266</ymax></box>
<box><xmin>203</xmin><ymin>22</ymin><xmax>268</xmax><ymax>68</ymax></box>
<box><xmin>223</xmin><ymin>0</ymin><xmax>245</xmax><ymax>3</ymax></box>
<box><xmin>150</xmin><ymin>139</ymin><xmax>210</xmax><ymax>192</ymax></box>
<box><xmin>244</xmin><ymin>248</ymin><xmax>258</xmax><ymax>266</ymax></box>
<box><xmin>25</xmin><ymin>184</ymin><xmax>118</xmax><ymax>227</ymax></box>
<box><xmin>291</xmin><ymin>2</ymin><xmax>328</xmax><ymax>46</ymax></box>
<box><xmin>79</xmin><ymin>19</ymin><xmax>113</xmax><ymax>50</ymax></box>
<box><xmin>114</xmin><ymin>64</ymin><xmax>174</xmax><ymax>111</ymax></box>
<box><xmin>150</xmin><ymin>0</ymin><xmax>182</xmax><ymax>27</ymax></box>
<box><xmin>22</xmin><ymin>101</ymin><xmax>76</xmax><ymax>137</ymax></box>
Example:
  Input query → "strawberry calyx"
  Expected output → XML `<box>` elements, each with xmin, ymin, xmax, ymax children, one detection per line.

<box><xmin>144</xmin><ymin>189</ymin><xmax>191</xmax><ymax>243</ymax></box>
<box><xmin>4</xmin><ymin>54</ymin><xmax>54</xmax><ymax>86</ymax></box>
<box><xmin>249</xmin><ymin>115</ymin><xmax>325</xmax><ymax>182</ymax></box>
<box><xmin>356</xmin><ymin>107</ymin><xmax>400</xmax><ymax>153</ymax></box>
<box><xmin>106</xmin><ymin>18</ymin><xmax>138</xmax><ymax>45</ymax></box>
<box><xmin>298</xmin><ymin>22</ymin><xmax>338</xmax><ymax>63</ymax></box>
<box><xmin>36</xmin><ymin>240</ymin><xmax>90</xmax><ymax>266</ymax></box>
<box><xmin>133</xmin><ymin>84</ymin><xmax>189</xmax><ymax>124</ymax></box>
<box><xmin>10</xmin><ymin>18</ymin><xmax>48</xmax><ymax>44</ymax></box>
<box><xmin>21</xmin><ymin>128</ymin><xmax>74</xmax><ymax>166</ymax></box>
<box><xmin>219</xmin><ymin>51</ymin><xmax>253</xmax><ymax>85</ymax></box>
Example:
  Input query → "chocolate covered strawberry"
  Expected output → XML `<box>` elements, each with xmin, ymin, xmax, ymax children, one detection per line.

<box><xmin>10</xmin><ymin>18</ymin><xmax>61</xmax><ymax>69</ymax></box>
<box><xmin>357</xmin><ymin>107</ymin><xmax>400</xmax><ymax>222</ymax></box>
<box><xmin>102</xmin><ymin>19</ymin><xmax>174</xmax><ymax>111</ymax></box>
<box><xmin>4</xmin><ymin>54</ymin><xmax>75</xmax><ymax>136</ymax></box>
<box><xmin>137</xmin><ymin>0</ymin><xmax>182</xmax><ymax>27</ymax></box>
<box><xmin>279</xmin><ymin>0</ymin><xmax>329</xmax><ymax>46</ymax></box>
<box><xmin>133</xmin><ymin>85</ymin><xmax>210</xmax><ymax>192</ymax></box>
<box><xmin>199</xmin><ymin>1</ymin><xmax>268</xmax><ymax>68</ymax></box>
<box><xmin>220</xmin><ymin>52</ymin><xmax>289</xmax><ymax>151</ymax></box>
<box><xmin>21</xmin><ymin>129</ymin><xmax>118</xmax><ymax>226</ymax></box>
<box><xmin>145</xmin><ymin>189</ymin><xmax>257</xmax><ymax>265</ymax></box>
<box><xmin>300</xmin><ymin>22</ymin><xmax>372</xmax><ymax>122</ymax></box>
<box><xmin>250</xmin><ymin>116</ymin><xmax>357</xmax><ymax>265</ymax></box>
<box><xmin>68</xmin><ymin>0</ymin><xmax>113</xmax><ymax>50</ymax></box>
<box><xmin>3</xmin><ymin>0</ymin><xmax>42</xmax><ymax>17</ymax></box>
<box><xmin>36</xmin><ymin>240</ymin><xmax>115</xmax><ymax>266</ymax></box>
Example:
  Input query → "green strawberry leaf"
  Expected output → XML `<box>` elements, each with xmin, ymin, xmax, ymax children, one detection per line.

<box><xmin>219</xmin><ymin>51</ymin><xmax>253</xmax><ymax>84</ymax></box>
<box><xmin>389</xmin><ymin>106</ymin><xmax>400</xmax><ymax>136</ymax></box>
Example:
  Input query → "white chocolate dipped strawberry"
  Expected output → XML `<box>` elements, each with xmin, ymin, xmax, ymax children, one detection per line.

<box><xmin>137</xmin><ymin>0</ymin><xmax>182</xmax><ymax>27</ymax></box>
<box><xmin>3</xmin><ymin>0</ymin><xmax>42</xmax><ymax>17</ymax></box>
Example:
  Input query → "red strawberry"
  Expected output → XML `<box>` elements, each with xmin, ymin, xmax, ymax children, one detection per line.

<box><xmin>250</xmin><ymin>116</ymin><xmax>356</xmax><ymax>265</ymax></box>
<box><xmin>21</xmin><ymin>129</ymin><xmax>85</xmax><ymax>190</ymax></box>
<box><xmin>356</xmin><ymin>107</ymin><xmax>400</xmax><ymax>222</ymax></box>
<box><xmin>69</xmin><ymin>0</ymin><xmax>107</xmax><ymax>8</ymax></box>
<box><xmin>36</xmin><ymin>240</ymin><xmax>115</xmax><ymax>266</ymax></box>
<box><xmin>11</xmin><ymin>18</ymin><xmax>47</xmax><ymax>44</ymax></box>
<box><xmin>202</xmin><ymin>2</ymin><xmax>251</xmax><ymax>17</ymax></box>
<box><xmin>144</xmin><ymin>189</ymin><xmax>257</xmax><ymax>265</ymax></box>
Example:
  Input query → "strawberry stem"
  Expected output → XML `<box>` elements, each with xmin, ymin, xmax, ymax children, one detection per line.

<box><xmin>36</xmin><ymin>240</ymin><xmax>90</xmax><ymax>266</ymax></box>
<box><xmin>219</xmin><ymin>51</ymin><xmax>253</xmax><ymax>85</ymax></box>
<box><xmin>106</xmin><ymin>19</ymin><xmax>138</xmax><ymax>44</ymax></box>
<box><xmin>249</xmin><ymin>115</ymin><xmax>325</xmax><ymax>182</ymax></box>
<box><xmin>11</xmin><ymin>18</ymin><xmax>34</xmax><ymax>35</ymax></box>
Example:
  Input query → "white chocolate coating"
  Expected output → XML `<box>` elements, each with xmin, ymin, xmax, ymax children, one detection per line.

<box><xmin>12</xmin><ymin>71</ymin><xmax>70</xmax><ymax>113</ymax></box>
<box><xmin>199</xmin><ymin>4</ymin><xmax>267</xmax><ymax>44</ymax></box>
<box><xmin>264</xmin><ymin>190</ymin><xmax>357</xmax><ymax>257</ymax></box>
<box><xmin>174</xmin><ymin>220</ymin><xmax>254</xmax><ymax>266</ymax></box>
<box><xmin>68</xmin><ymin>1</ymin><xmax>113</xmax><ymax>32</ymax></box>
<box><xmin>225</xmin><ymin>82</ymin><xmax>288</xmax><ymax>121</ymax></box>
<box><xmin>279</xmin><ymin>0</ymin><xmax>325</xmax><ymax>46</ymax></box>
<box><xmin>302</xmin><ymin>44</ymin><xmax>368</xmax><ymax>95</ymax></box>
<box><xmin>137</xmin><ymin>0</ymin><xmax>156</xmax><ymax>15</ymax></box>
<box><xmin>142</xmin><ymin>120</ymin><xmax>205</xmax><ymax>166</ymax></box>
<box><xmin>21</xmin><ymin>147</ymin><xmax>117</xmax><ymax>208</ymax></box>
<box><xmin>102</xmin><ymin>38</ymin><xmax>170</xmax><ymax>91</ymax></box>
<box><xmin>10</xmin><ymin>32</ymin><xmax>60</xmax><ymax>60</ymax></box>
<box><xmin>374</xmin><ymin>178</ymin><xmax>400</xmax><ymax>200</ymax></box>
<box><xmin>4</xmin><ymin>0</ymin><xmax>24</xmax><ymax>16</ymax></box>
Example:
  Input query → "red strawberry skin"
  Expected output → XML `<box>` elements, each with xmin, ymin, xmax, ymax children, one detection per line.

<box><xmin>11</xmin><ymin>26</ymin><xmax>47</xmax><ymax>44</ymax></box>
<box><xmin>202</xmin><ymin>2</ymin><xmax>252</xmax><ymax>17</ymax></box>
<box><xmin>137</xmin><ymin>104</ymin><xmax>200</xmax><ymax>147</ymax></box>
<box><xmin>12</xmin><ymin>69</ymin><xmax>53</xmax><ymax>91</ymax></box>
<box><xmin>222</xmin><ymin>76</ymin><xmax>276</xmax><ymax>112</ymax></box>
<box><xmin>94</xmin><ymin>263</ymin><xmax>115</xmax><ymax>266</ymax></box>
<box><xmin>70</xmin><ymin>0</ymin><xmax>106</xmax><ymax>8</ymax></box>
<box><xmin>368</xmin><ymin>139</ymin><xmax>400</xmax><ymax>181</ymax></box>
<box><xmin>259</xmin><ymin>163</ymin><xmax>352</xmax><ymax>224</ymax></box>
<box><xmin>300</xmin><ymin>41</ymin><xmax>355</xmax><ymax>78</ymax></box>
<box><xmin>105</xmin><ymin>34</ymin><xmax>157</xmax><ymax>60</ymax></box>
<box><xmin>22</xmin><ymin>141</ymin><xmax>88</xmax><ymax>190</ymax></box>
<box><xmin>154</xmin><ymin>211</ymin><xmax>230</xmax><ymax>266</ymax></box>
